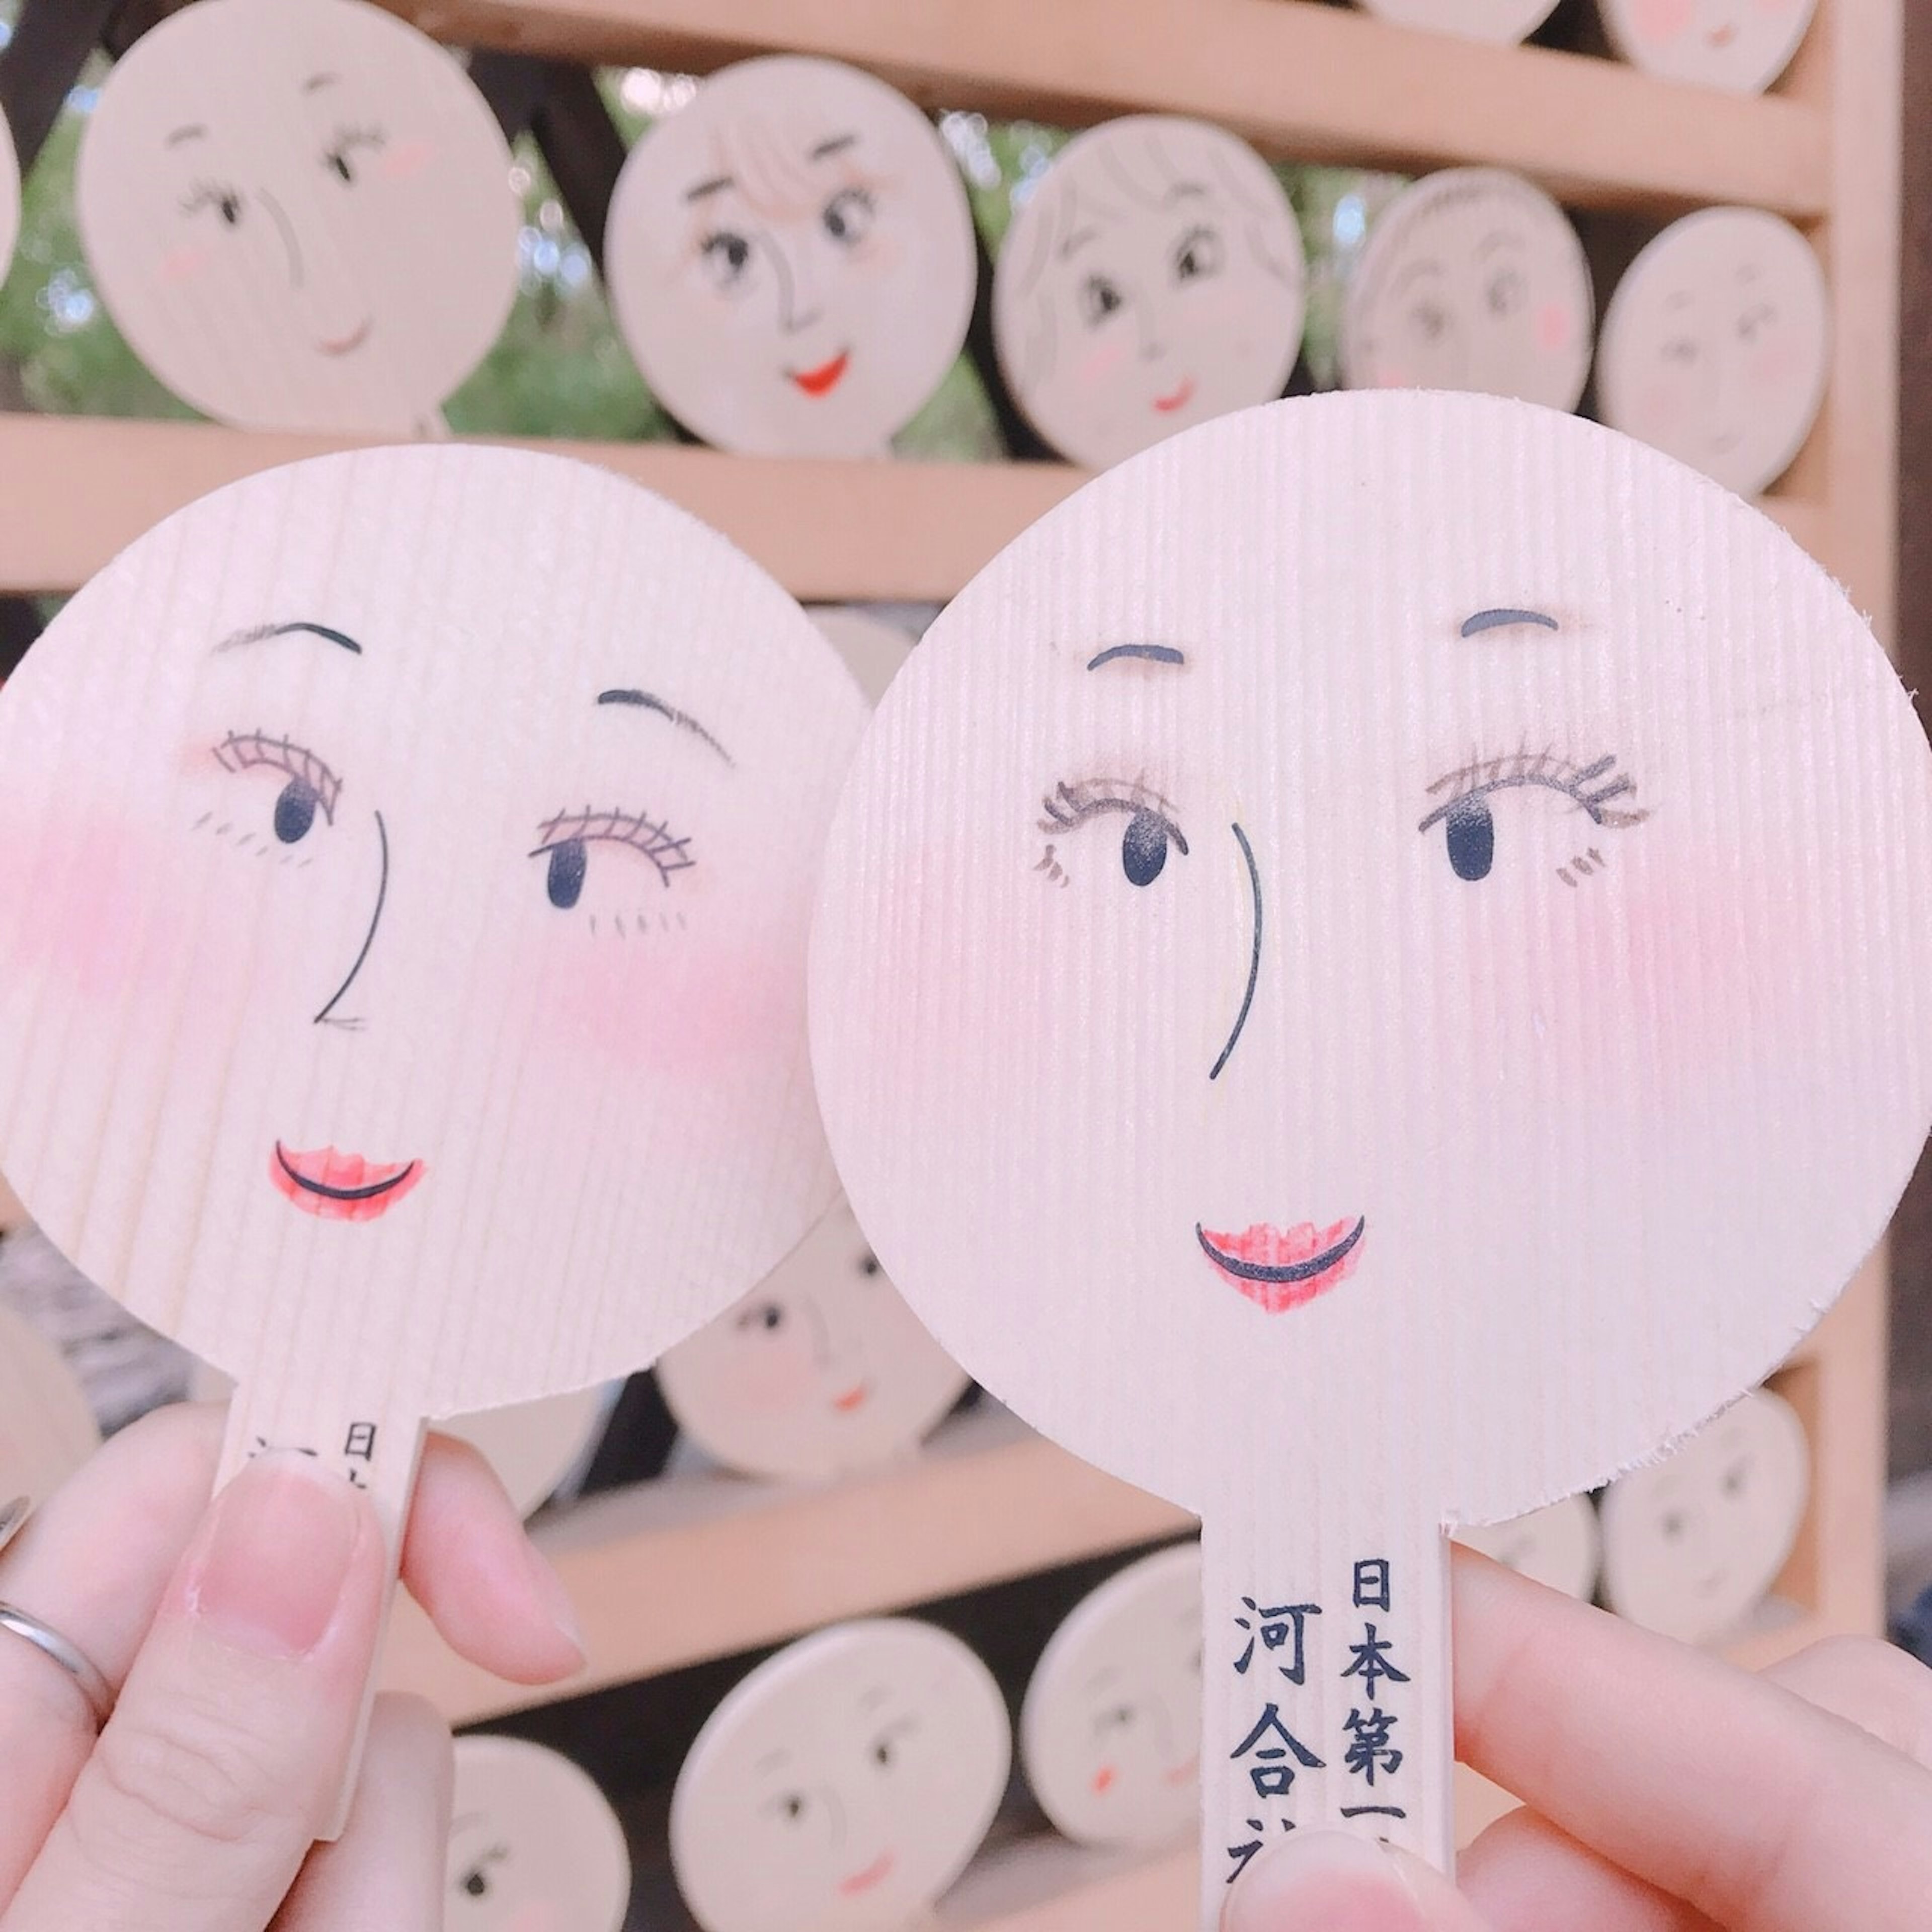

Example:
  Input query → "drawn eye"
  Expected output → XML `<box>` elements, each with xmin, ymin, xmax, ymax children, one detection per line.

<box><xmin>1173</xmin><ymin>224</ymin><xmax>1223</xmax><ymax>282</ymax></box>
<box><xmin>1095</xmin><ymin>1703</ymin><xmax>1138</xmax><ymax>1734</ymax></box>
<box><xmin>1663</xmin><ymin>336</ymin><xmax>1700</xmax><ymax>367</ymax></box>
<box><xmin>1081</xmin><ymin>273</ymin><xmax>1126</xmax><ymax>326</ymax></box>
<box><xmin>1662</xmin><ymin>1510</ymin><xmax>1687</xmax><ymax>1539</ymax></box>
<box><xmin>546</xmin><ymin>840</ymin><xmax>586</xmax><ymax>910</ymax></box>
<box><xmin>1442</xmin><ymin>798</ymin><xmax>1494</xmax><ymax>882</ymax></box>
<box><xmin>736</xmin><ymin>1301</ymin><xmax>785</xmax><ymax>1334</ymax></box>
<box><xmin>822</xmin><ymin>186</ymin><xmax>875</xmax><ymax>247</ymax></box>
<box><xmin>214</xmin><ymin>731</ymin><xmax>343</xmax><ymax>839</ymax></box>
<box><xmin>700</xmin><ymin>230</ymin><xmax>754</xmax><ymax>291</ymax></box>
<box><xmin>873</xmin><ymin>1737</ymin><xmax>895</xmax><ymax>1767</ymax></box>
<box><xmin>1486</xmin><ymin>267</ymin><xmax>1525</xmax><ymax>316</ymax></box>
<box><xmin>530</xmin><ymin>807</ymin><xmax>694</xmax><ymax>913</ymax></box>
<box><xmin>859</xmin><ymin>1253</ymin><xmax>882</xmax><ymax>1278</ymax></box>
<box><xmin>274</xmin><ymin>781</ymin><xmax>319</xmax><ymax>846</ymax></box>
<box><xmin>1721</xmin><ymin>1461</ymin><xmax>1749</xmax><ymax>1498</ymax></box>
<box><xmin>323</xmin><ymin>126</ymin><xmax>384</xmax><ymax>185</ymax></box>
<box><xmin>1411</xmin><ymin>298</ymin><xmax>1449</xmax><ymax>343</ymax></box>
<box><xmin>455</xmin><ymin>1845</ymin><xmax>509</xmax><ymax>1900</ymax></box>
<box><xmin>779</xmin><ymin>1792</ymin><xmax>809</xmax><ymax>1823</ymax></box>
<box><xmin>183</xmin><ymin>182</ymin><xmax>245</xmax><ymax>227</ymax></box>
<box><xmin>1121</xmin><ymin>808</ymin><xmax>1176</xmax><ymax>887</ymax></box>
<box><xmin>1737</xmin><ymin>302</ymin><xmax>1775</xmax><ymax>343</ymax></box>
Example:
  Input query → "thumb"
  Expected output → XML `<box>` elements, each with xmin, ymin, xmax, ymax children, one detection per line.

<box><xmin>7</xmin><ymin>1450</ymin><xmax>386</xmax><ymax>1932</ymax></box>
<box><xmin>1224</xmin><ymin>1832</ymin><xmax>1496</xmax><ymax>1932</ymax></box>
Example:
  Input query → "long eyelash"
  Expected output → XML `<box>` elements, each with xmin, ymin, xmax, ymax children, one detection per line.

<box><xmin>1038</xmin><ymin>778</ymin><xmax>1190</xmax><ymax>854</ymax></box>
<box><xmin>532</xmin><ymin>807</ymin><xmax>695</xmax><ymax>884</ymax></box>
<box><xmin>213</xmin><ymin>731</ymin><xmax>341</xmax><ymax>823</ymax></box>
<box><xmin>180</xmin><ymin>179</ymin><xmax>239</xmax><ymax>216</ymax></box>
<box><xmin>1416</xmin><ymin>746</ymin><xmax>1650</xmax><ymax>833</ymax></box>
<box><xmin>332</xmin><ymin>123</ymin><xmax>386</xmax><ymax>152</ymax></box>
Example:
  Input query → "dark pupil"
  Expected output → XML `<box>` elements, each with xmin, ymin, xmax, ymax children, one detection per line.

<box><xmin>784</xmin><ymin>1796</ymin><xmax>804</xmax><ymax>1819</ymax></box>
<box><xmin>1444</xmin><ymin>797</ymin><xmax>1494</xmax><ymax>882</ymax></box>
<box><xmin>718</xmin><ymin>234</ymin><xmax>749</xmax><ymax>272</ymax></box>
<box><xmin>273</xmin><ymin>779</ymin><xmax>318</xmax><ymax>845</ymax></box>
<box><xmin>463</xmin><ymin>1871</ymin><xmax>488</xmax><ymax>1897</ymax></box>
<box><xmin>329</xmin><ymin>152</ymin><xmax>353</xmax><ymax>183</ymax></box>
<box><xmin>824</xmin><ymin>197</ymin><xmax>855</xmax><ymax>239</ymax></box>
<box><xmin>1120</xmin><ymin>809</ymin><xmax>1169</xmax><ymax>888</ymax></box>
<box><xmin>546</xmin><ymin>839</ymin><xmax>587</xmax><ymax>910</ymax></box>
<box><xmin>1089</xmin><ymin>277</ymin><xmax>1121</xmax><ymax>317</ymax></box>
<box><xmin>874</xmin><ymin>1740</ymin><xmax>892</xmax><ymax>1765</ymax></box>
<box><xmin>761</xmin><ymin>1305</ymin><xmax>782</xmax><ymax>1330</ymax></box>
<box><xmin>859</xmin><ymin>1254</ymin><xmax>881</xmax><ymax>1277</ymax></box>
<box><xmin>220</xmin><ymin>194</ymin><xmax>241</xmax><ymax>226</ymax></box>
<box><xmin>1663</xmin><ymin>1511</ymin><xmax>1686</xmax><ymax>1538</ymax></box>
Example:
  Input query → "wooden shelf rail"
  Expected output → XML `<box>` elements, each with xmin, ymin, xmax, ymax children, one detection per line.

<box><xmin>382</xmin><ymin>0</ymin><xmax>1827</xmax><ymax>219</ymax></box>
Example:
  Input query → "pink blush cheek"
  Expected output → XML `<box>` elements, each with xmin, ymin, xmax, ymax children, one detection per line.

<box><xmin>730</xmin><ymin>1338</ymin><xmax>823</xmax><ymax>1410</ymax></box>
<box><xmin>379</xmin><ymin>137</ymin><xmax>436</xmax><ymax>181</ymax></box>
<box><xmin>158</xmin><ymin>242</ymin><xmax>215</xmax><ymax>285</ymax></box>
<box><xmin>506</xmin><ymin>1903</ymin><xmax>564</xmax><ymax>1932</ymax></box>
<box><xmin>1074</xmin><ymin>334</ymin><xmax>1133</xmax><ymax>389</ymax></box>
<box><xmin>1749</xmin><ymin>340</ymin><xmax>1802</xmax><ymax>389</ymax></box>
<box><xmin>1631</xmin><ymin>0</ymin><xmax>1694</xmax><ymax>36</ymax></box>
<box><xmin>1535</xmin><ymin>302</ymin><xmax>1574</xmax><ymax>355</ymax></box>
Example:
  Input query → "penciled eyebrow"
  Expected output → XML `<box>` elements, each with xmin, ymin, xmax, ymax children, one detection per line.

<box><xmin>858</xmin><ymin>1684</ymin><xmax>893</xmax><ymax>1710</ymax></box>
<box><xmin>1086</xmin><ymin>643</ymin><xmax>1187</xmax><ymax>671</ymax></box>
<box><xmin>1474</xmin><ymin>228</ymin><xmax>1525</xmax><ymax>258</ymax></box>
<box><xmin>214</xmin><ymin>620</ymin><xmax>364</xmax><ymax>656</ymax></box>
<box><xmin>1165</xmin><ymin>181</ymin><xmax>1208</xmax><ymax>201</ymax></box>
<box><xmin>302</xmin><ymin>72</ymin><xmax>339</xmax><ymax>93</ymax></box>
<box><xmin>685</xmin><ymin>174</ymin><xmax>735</xmax><ymax>202</ymax></box>
<box><xmin>1460</xmin><ymin>608</ymin><xmax>1560</xmax><ymax>637</ymax></box>
<box><xmin>754</xmin><ymin>1748</ymin><xmax>793</xmax><ymax>1773</ymax></box>
<box><xmin>165</xmin><ymin>124</ymin><xmax>208</xmax><ymax>147</ymax></box>
<box><xmin>811</xmin><ymin>132</ymin><xmax>859</xmax><ymax>160</ymax></box>
<box><xmin>596</xmin><ymin>688</ymin><xmax>734</xmax><ymax>765</ymax></box>
<box><xmin>1059</xmin><ymin>226</ymin><xmax>1101</xmax><ymax>260</ymax></box>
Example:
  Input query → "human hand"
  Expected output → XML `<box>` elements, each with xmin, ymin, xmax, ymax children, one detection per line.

<box><xmin>1223</xmin><ymin>1542</ymin><xmax>1932</xmax><ymax>1932</ymax></box>
<box><xmin>0</xmin><ymin>1401</ymin><xmax>584</xmax><ymax>1930</ymax></box>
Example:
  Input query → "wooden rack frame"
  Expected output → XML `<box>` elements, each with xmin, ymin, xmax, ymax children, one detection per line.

<box><xmin>0</xmin><ymin>0</ymin><xmax>1901</xmax><ymax>1918</ymax></box>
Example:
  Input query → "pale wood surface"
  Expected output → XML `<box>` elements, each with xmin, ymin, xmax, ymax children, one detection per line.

<box><xmin>376</xmin><ymin>0</ymin><xmax>1827</xmax><ymax>217</ymax></box>
<box><xmin>0</xmin><ymin>414</ymin><xmax>1825</xmax><ymax>601</ymax></box>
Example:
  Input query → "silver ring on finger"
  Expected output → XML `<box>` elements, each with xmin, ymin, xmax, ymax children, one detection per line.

<box><xmin>0</xmin><ymin>1498</ymin><xmax>117</xmax><ymax>1729</ymax></box>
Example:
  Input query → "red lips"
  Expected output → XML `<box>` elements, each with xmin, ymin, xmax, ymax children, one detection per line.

<box><xmin>839</xmin><ymin>1852</ymin><xmax>895</xmax><ymax>1896</ymax></box>
<box><xmin>831</xmin><ymin>1382</ymin><xmax>871</xmax><ymax>1413</ymax></box>
<box><xmin>1195</xmin><ymin>1217</ymin><xmax>1366</xmax><ymax>1315</ymax></box>
<box><xmin>270</xmin><ymin>1143</ymin><xmax>424</xmax><ymax>1223</ymax></box>
<box><xmin>790</xmin><ymin>350</ymin><xmax>851</xmax><ymax>397</ymax></box>
<box><xmin>315</xmin><ymin>317</ymin><xmax>373</xmax><ymax>357</ymax></box>
<box><xmin>1152</xmin><ymin>376</ymin><xmax>1197</xmax><ymax>414</ymax></box>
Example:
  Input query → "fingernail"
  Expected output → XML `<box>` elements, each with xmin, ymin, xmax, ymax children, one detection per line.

<box><xmin>521</xmin><ymin>1537</ymin><xmax>585</xmax><ymax>1662</ymax></box>
<box><xmin>184</xmin><ymin>1453</ymin><xmax>363</xmax><ymax>1659</ymax></box>
<box><xmin>1224</xmin><ymin>1832</ymin><xmax>1421</xmax><ymax>1932</ymax></box>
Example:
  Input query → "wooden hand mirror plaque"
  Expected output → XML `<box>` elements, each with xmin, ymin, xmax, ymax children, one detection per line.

<box><xmin>0</xmin><ymin>443</ymin><xmax>866</xmax><ymax>1820</ymax></box>
<box><xmin>808</xmin><ymin>390</ymin><xmax>1932</xmax><ymax>1911</ymax></box>
<box><xmin>75</xmin><ymin>0</ymin><xmax>520</xmax><ymax>435</ymax></box>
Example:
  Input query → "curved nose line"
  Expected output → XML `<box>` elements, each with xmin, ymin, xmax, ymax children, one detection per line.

<box><xmin>256</xmin><ymin>186</ymin><xmax>305</xmax><ymax>290</ymax></box>
<box><xmin>1209</xmin><ymin>821</ymin><xmax>1262</xmax><ymax>1082</ymax></box>
<box><xmin>770</xmin><ymin>237</ymin><xmax>822</xmax><ymax>335</ymax></box>
<box><xmin>800</xmin><ymin>1293</ymin><xmax>835</xmax><ymax>1369</ymax></box>
<box><xmin>313</xmin><ymin>809</ymin><xmax>389</xmax><ymax>1027</ymax></box>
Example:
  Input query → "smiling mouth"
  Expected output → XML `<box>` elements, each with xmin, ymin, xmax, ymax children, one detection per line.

<box><xmin>789</xmin><ymin>349</ymin><xmax>851</xmax><ymax>397</ymax></box>
<box><xmin>1707</xmin><ymin>20</ymin><xmax>1737</xmax><ymax>43</ymax></box>
<box><xmin>832</xmin><ymin>1381</ymin><xmax>871</xmax><ymax>1413</ymax></box>
<box><xmin>839</xmin><ymin>1852</ymin><xmax>895</xmax><ymax>1896</ymax></box>
<box><xmin>1196</xmin><ymin>1217</ymin><xmax>1366</xmax><ymax>1314</ymax></box>
<box><xmin>315</xmin><ymin>317</ymin><xmax>373</xmax><ymax>357</ymax></box>
<box><xmin>271</xmin><ymin>1143</ymin><xmax>423</xmax><ymax>1223</ymax></box>
<box><xmin>1152</xmin><ymin>376</ymin><xmax>1197</xmax><ymax>414</ymax></box>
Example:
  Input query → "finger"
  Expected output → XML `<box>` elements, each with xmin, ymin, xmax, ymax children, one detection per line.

<box><xmin>0</xmin><ymin>1403</ymin><xmax>224</xmax><ymax>1901</ymax></box>
<box><xmin>271</xmin><ymin>1695</ymin><xmax>452</xmax><ymax>1932</ymax></box>
<box><xmin>4</xmin><ymin>1451</ymin><xmax>388</xmax><ymax>1932</ymax></box>
<box><xmin>0</xmin><ymin>1403</ymin><xmax>577</xmax><ymax>1900</ymax></box>
<box><xmin>1460</xmin><ymin>1807</ymin><xmax>1721</xmax><ymax>1932</ymax></box>
<box><xmin>1764</xmin><ymin>1635</ymin><xmax>1932</xmax><ymax>1767</ymax></box>
<box><xmin>1458</xmin><ymin>1631</ymin><xmax>1932</xmax><ymax>1932</ymax></box>
<box><xmin>401</xmin><ymin>1430</ymin><xmax>583</xmax><ymax>1686</ymax></box>
<box><xmin>1223</xmin><ymin>1832</ymin><xmax>1495</xmax><ymax>1931</ymax></box>
<box><xmin>1451</xmin><ymin>1544</ymin><xmax>1932</xmax><ymax>1932</ymax></box>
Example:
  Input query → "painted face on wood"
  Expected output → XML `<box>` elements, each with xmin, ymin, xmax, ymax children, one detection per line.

<box><xmin>607</xmin><ymin>56</ymin><xmax>978</xmax><ymax>459</ymax></box>
<box><xmin>671</xmin><ymin>1619</ymin><xmax>1010</xmax><ymax>1932</ymax></box>
<box><xmin>1600</xmin><ymin>1385</ymin><xmax>1810</xmax><ymax>1643</ymax></box>
<box><xmin>1021</xmin><ymin>1545</ymin><xmax>1203</xmax><ymax>1849</ymax></box>
<box><xmin>0</xmin><ymin>444</ymin><xmax>866</xmax><ymax>1423</ymax></box>
<box><xmin>1597</xmin><ymin>208</ymin><xmax>1828</xmax><ymax>498</ymax></box>
<box><xmin>448</xmin><ymin>1736</ymin><xmax>631</xmax><ymax>1932</ymax></box>
<box><xmin>809</xmin><ymin>391</ymin><xmax>1932</xmax><ymax>1529</ymax></box>
<box><xmin>75</xmin><ymin>0</ymin><xmax>519</xmax><ymax>433</ymax></box>
<box><xmin>1340</xmin><ymin>170</ymin><xmax>1592</xmax><ymax>410</ymax></box>
<box><xmin>995</xmin><ymin>117</ymin><xmax>1307</xmax><ymax>471</ymax></box>
<box><xmin>659</xmin><ymin>1197</ymin><xmax>968</xmax><ymax>1481</ymax></box>
<box><xmin>1599</xmin><ymin>0</ymin><xmax>1815</xmax><ymax>94</ymax></box>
